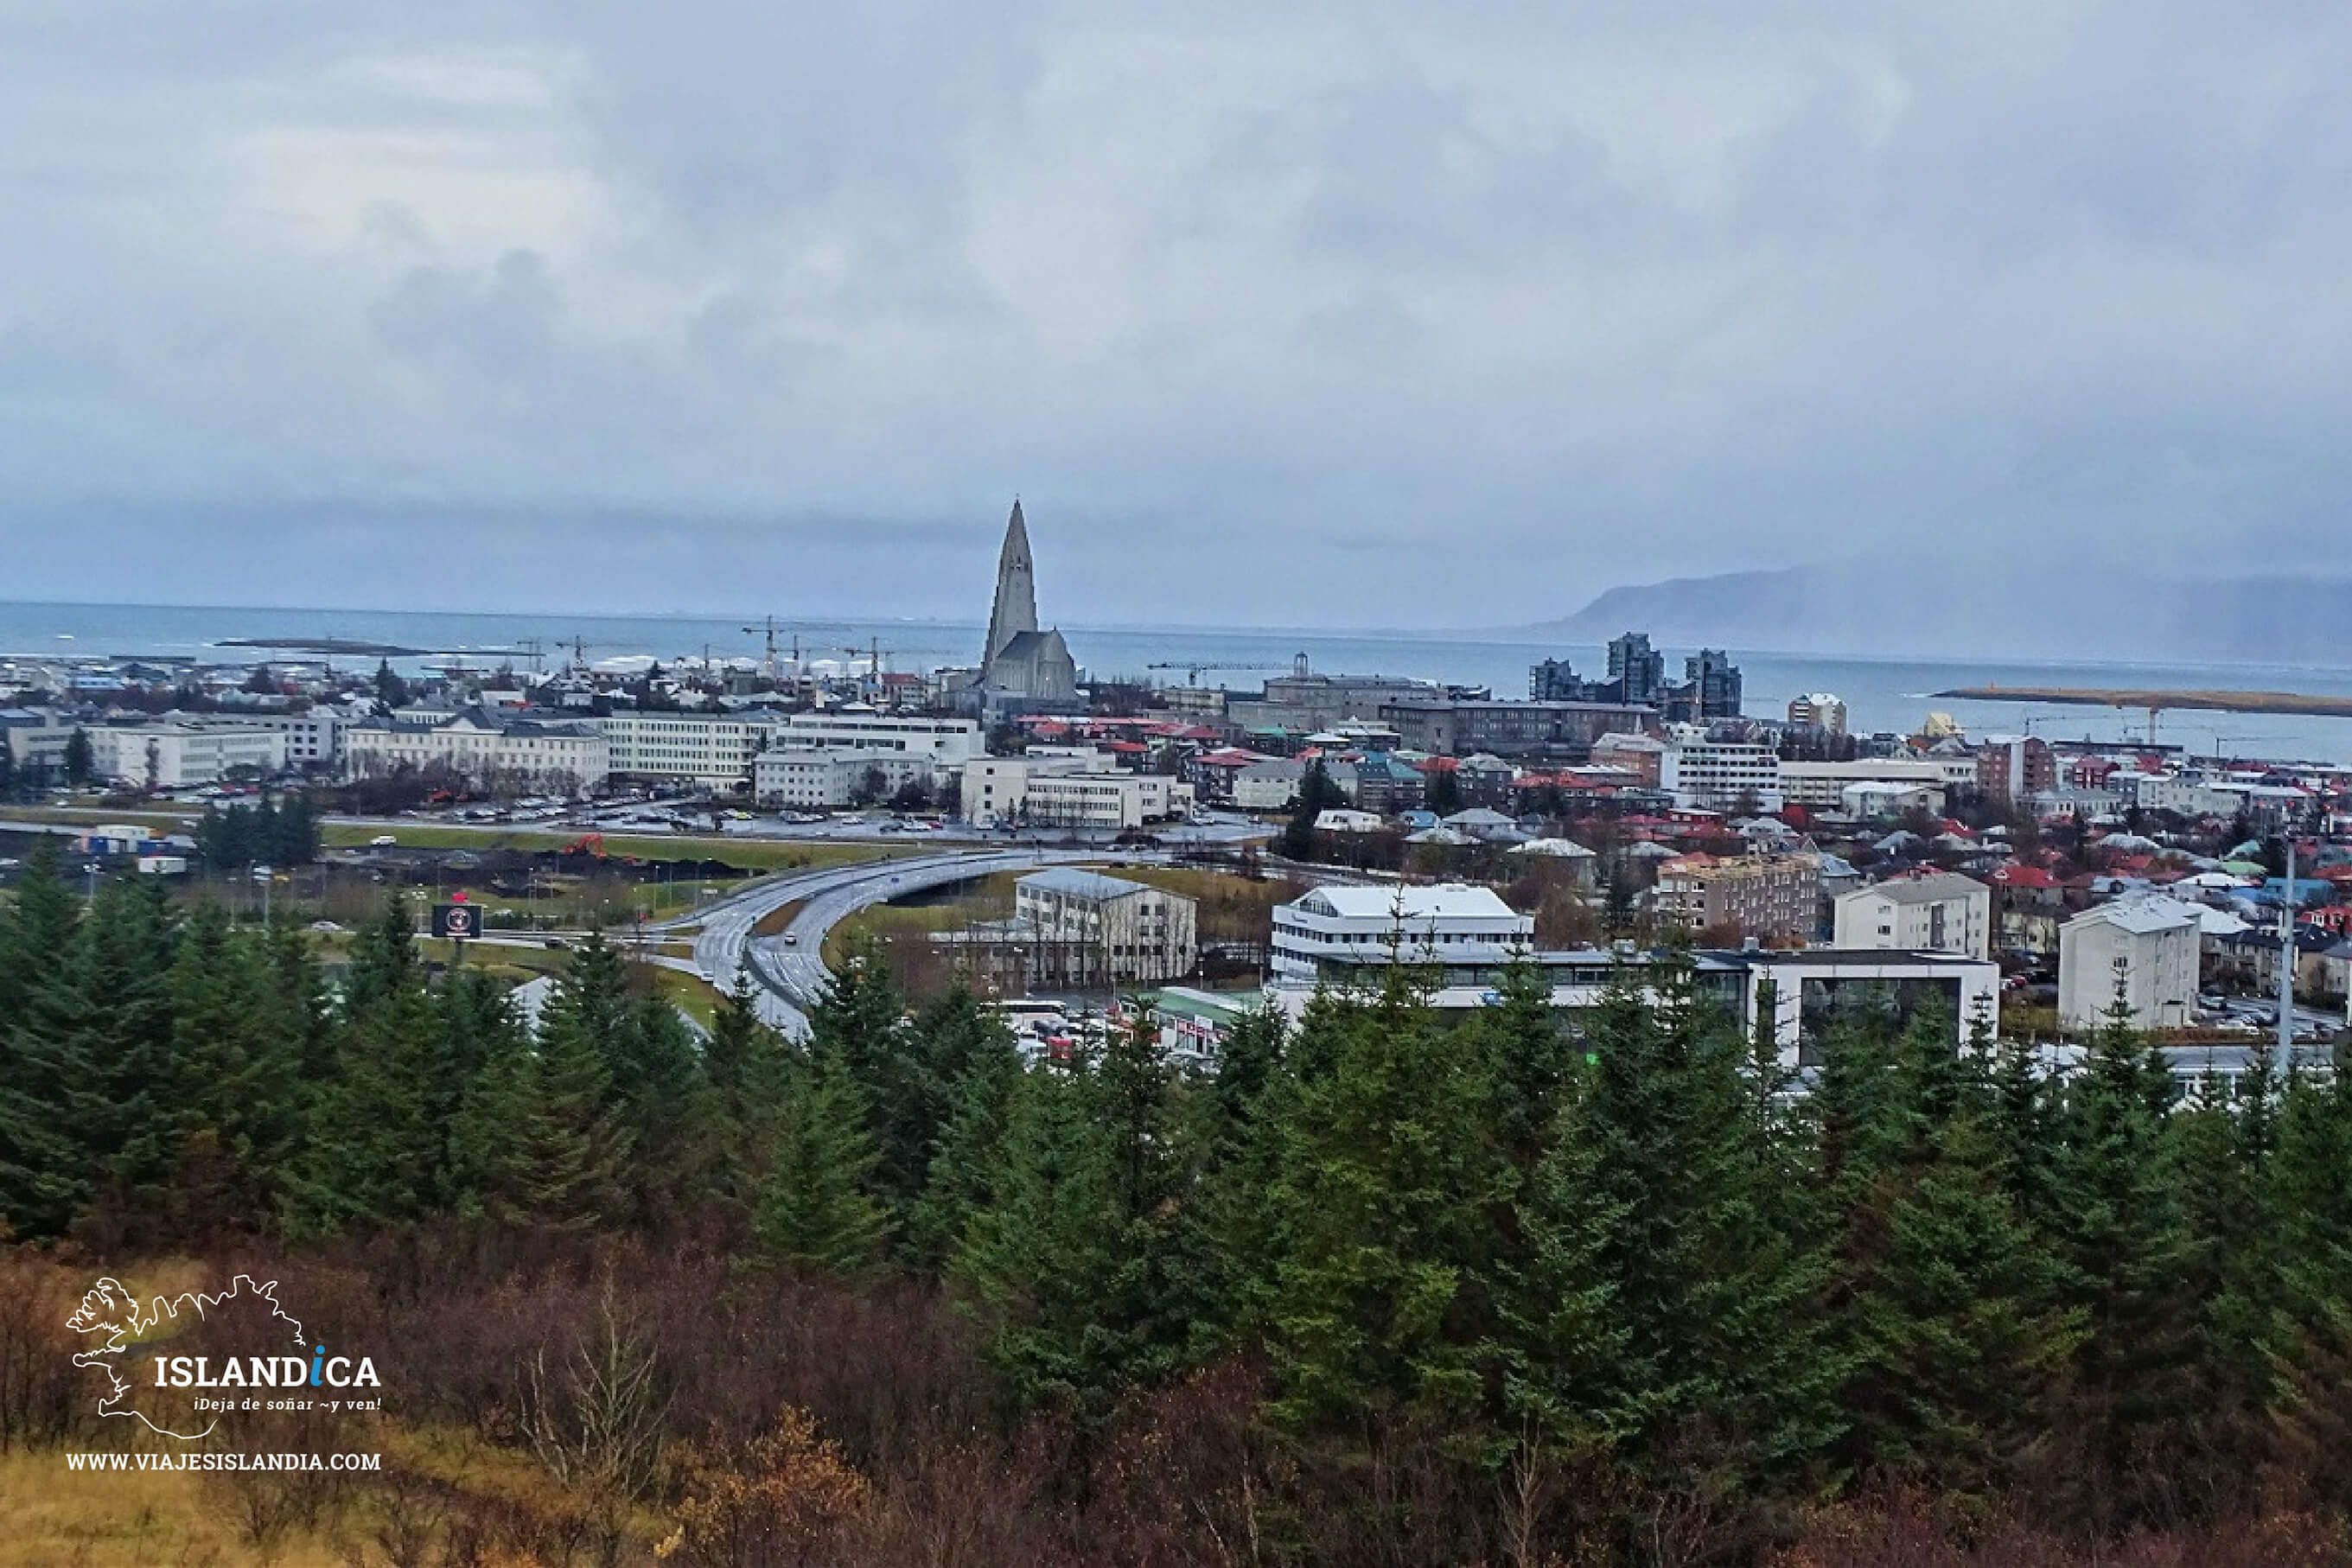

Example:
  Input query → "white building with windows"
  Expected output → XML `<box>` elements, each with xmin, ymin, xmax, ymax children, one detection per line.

<box><xmin>602</xmin><ymin>710</ymin><xmax>792</xmax><ymax>791</ymax></box>
<box><xmin>1780</xmin><ymin>758</ymin><xmax>1966</xmax><ymax>809</ymax></box>
<box><xmin>1270</xmin><ymin>883</ymin><xmax>1532</xmax><ymax>987</ymax></box>
<box><xmin>959</xmin><ymin>755</ymin><xmax>1188</xmax><ymax>828</ymax></box>
<box><xmin>2057</xmin><ymin>895</ymin><xmax>2202</xmax><ymax>1033</ymax></box>
<box><xmin>1659</xmin><ymin>728</ymin><xmax>1782</xmax><ymax>811</ymax></box>
<box><xmin>1834</xmin><ymin>873</ymin><xmax>1992</xmax><ymax>960</ymax></box>
<box><xmin>88</xmin><ymin>722</ymin><xmax>289</xmax><ymax>788</ymax></box>
<box><xmin>774</xmin><ymin>709</ymin><xmax>983</xmax><ymax>765</ymax></box>
<box><xmin>753</xmin><ymin>747</ymin><xmax>934</xmax><ymax>808</ymax></box>
<box><xmin>1013</xmin><ymin>867</ymin><xmax>1198</xmax><ymax>982</ymax></box>
<box><xmin>342</xmin><ymin>707</ymin><xmax>609</xmax><ymax>794</ymax></box>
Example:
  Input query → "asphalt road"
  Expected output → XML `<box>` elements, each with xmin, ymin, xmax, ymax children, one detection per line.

<box><xmin>655</xmin><ymin>846</ymin><xmax>1126</xmax><ymax>1037</ymax></box>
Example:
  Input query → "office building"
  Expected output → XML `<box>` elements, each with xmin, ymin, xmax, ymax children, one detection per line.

<box><xmin>1013</xmin><ymin>867</ymin><xmax>1198</xmax><ymax>983</ymax></box>
<box><xmin>1270</xmin><ymin>883</ymin><xmax>1533</xmax><ymax>985</ymax></box>
<box><xmin>1658</xmin><ymin>728</ymin><xmax>1782</xmax><ymax>810</ymax></box>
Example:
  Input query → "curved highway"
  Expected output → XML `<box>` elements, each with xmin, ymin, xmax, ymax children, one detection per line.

<box><xmin>653</xmin><ymin>847</ymin><xmax>1125</xmax><ymax>1037</ymax></box>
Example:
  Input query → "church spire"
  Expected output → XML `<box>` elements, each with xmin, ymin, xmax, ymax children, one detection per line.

<box><xmin>982</xmin><ymin>498</ymin><xmax>1039</xmax><ymax>674</ymax></box>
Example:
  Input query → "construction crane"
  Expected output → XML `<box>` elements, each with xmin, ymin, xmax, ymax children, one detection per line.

<box><xmin>743</xmin><ymin>616</ymin><xmax>797</xmax><ymax>685</ymax></box>
<box><xmin>1146</xmin><ymin>660</ymin><xmax>1283</xmax><ymax>687</ymax></box>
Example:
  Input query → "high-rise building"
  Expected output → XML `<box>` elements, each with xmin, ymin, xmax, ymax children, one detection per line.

<box><xmin>1683</xmin><ymin>648</ymin><xmax>1743</xmax><ymax>718</ymax></box>
<box><xmin>1606</xmin><ymin>632</ymin><xmax>1667</xmax><ymax>706</ymax></box>
<box><xmin>1788</xmin><ymin>692</ymin><xmax>1847</xmax><ymax>734</ymax></box>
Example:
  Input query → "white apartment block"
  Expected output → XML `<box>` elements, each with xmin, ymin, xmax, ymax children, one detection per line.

<box><xmin>752</xmin><ymin>747</ymin><xmax>934</xmax><ymax>808</ymax></box>
<box><xmin>776</xmin><ymin>710</ymin><xmax>983</xmax><ymax>765</ymax></box>
<box><xmin>1834</xmin><ymin>873</ymin><xmax>1992</xmax><ymax>960</ymax></box>
<box><xmin>1786</xmin><ymin>692</ymin><xmax>1848</xmax><ymax>734</ymax></box>
<box><xmin>180</xmin><ymin>708</ymin><xmax>352</xmax><ymax>771</ymax></box>
<box><xmin>1659</xmin><ymin>729</ymin><xmax>1782</xmax><ymax>811</ymax></box>
<box><xmin>1780</xmin><ymin>758</ymin><xmax>1966</xmax><ymax>810</ymax></box>
<box><xmin>602</xmin><ymin>710</ymin><xmax>791</xmax><ymax>790</ymax></box>
<box><xmin>1023</xmin><ymin>771</ymin><xmax>1188</xmax><ymax>830</ymax></box>
<box><xmin>1013</xmin><ymin>867</ymin><xmax>1199</xmax><ymax>982</ymax></box>
<box><xmin>88</xmin><ymin>723</ymin><xmax>290</xmax><ymax>788</ymax></box>
<box><xmin>959</xmin><ymin>755</ymin><xmax>1186</xmax><ymax>828</ymax></box>
<box><xmin>2058</xmin><ymin>895</ymin><xmax>2203</xmax><ymax>1033</ymax></box>
<box><xmin>1270</xmin><ymin>883</ymin><xmax>1533</xmax><ymax>988</ymax></box>
<box><xmin>1231</xmin><ymin>758</ymin><xmax>1307</xmax><ymax>812</ymax></box>
<box><xmin>343</xmin><ymin>709</ymin><xmax>609</xmax><ymax>794</ymax></box>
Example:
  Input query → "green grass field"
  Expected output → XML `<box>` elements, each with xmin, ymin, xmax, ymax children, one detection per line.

<box><xmin>318</xmin><ymin>822</ymin><xmax>911</xmax><ymax>872</ymax></box>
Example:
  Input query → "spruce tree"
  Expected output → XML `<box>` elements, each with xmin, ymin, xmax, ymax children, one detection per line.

<box><xmin>2043</xmin><ymin>985</ymin><xmax>2201</xmax><ymax>1527</ymax></box>
<box><xmin>0</xmin><ymin>838</ymin><xmax>92</xmax><ymax>1237</ymax></box>
<box><xmin>755</xmin><ymin>1050</ymin><xmax>889</xmax><ymax>1273</ymax></box>
<box><xmin>1265</xmin><ymin>970</ymin><xmax>1498</xmax><ymax>1447</ymax></box>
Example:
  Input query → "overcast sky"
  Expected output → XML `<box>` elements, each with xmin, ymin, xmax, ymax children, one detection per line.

<box><xmin>3</xmin><ymin>2</ymin><xmax>2349</xmax><ymax>628</ymax></box>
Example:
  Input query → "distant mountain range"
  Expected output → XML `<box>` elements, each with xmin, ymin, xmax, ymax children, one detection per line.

<box><xmin>1510</xmin><ymin>565</ymin><xmax>2352</xmax><ymax>667</ymax></box>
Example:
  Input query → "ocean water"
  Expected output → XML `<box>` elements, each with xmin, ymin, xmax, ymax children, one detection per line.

<box><xmin>7</xmin><ymin>599</ymin><xmax>2352</xmax><ymax>766</ymax></box>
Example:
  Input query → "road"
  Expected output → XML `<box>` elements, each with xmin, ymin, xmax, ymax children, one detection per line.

<box><xmin>655</xmin><ymin>846</ymin><xmax>1126</xmax><ymax>1037</ymax></box>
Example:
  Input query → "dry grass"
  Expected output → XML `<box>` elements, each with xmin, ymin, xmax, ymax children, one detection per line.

<box><xmin>0</xmin><ymin>1448</ymin><xmax>345</xmax><ymax>1568</ymax></box>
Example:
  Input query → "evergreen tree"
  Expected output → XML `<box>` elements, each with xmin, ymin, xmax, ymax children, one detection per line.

<box><xmin>163</xmin><ymin>905</ymin><xmax>300</xmax><ymax>1237</ymax></box>
<box><xmin>806</xmin><ymin>940</ymin><xmax>917</xmax><ymax>1201</ymax></box>
<box><xmin>702</xmin><ymin>967</ymin><xmax>795</xmax><ymax>1215</ymax></box>
<box><xmin>61</xmin><ymin>727</ymin><xmax>93</xmax><ymax>787</ymax></box>
<box><xmin>1572</xmin><ymin>965</ymin><xmax>1839</xmax><ymax>1534</ymax></box>
<box><xmin>1265</xmin><ymin>970</ymin><xmax>1499</xmax><ymax>1447</ymax></box>
<box><xmin>0</xmin><ymin>838</ymin><xmax>92</xmax><ymax>1237</ymax></box>
<box><xmin>902</xmin><ymin>985</ymin><xmax>1024</xmax><ymax>1270</ymax></box>
<box><xmin>755</xmin><ymin>1050</ymin><xmax>889</xmax><ymax>1272</ymax></box>
<box><xmin>952</xmin><ymin>1060</ymin><xmax>1128</xmax><ymax>1417</ymax></box>
<box><xmin>2043</xmin><ymin>985</ymin><xmax>2201</xmax><ymax>1528</ymax></box>
<box><xmin>75</xmin><ymin>877</ymin><xmax>181</xmax><ymax>1236</ymax></box>
<box><xmin>0</xmin><ymin>730</ymin><xmax>16</xmax><ymax>802</ymax></box>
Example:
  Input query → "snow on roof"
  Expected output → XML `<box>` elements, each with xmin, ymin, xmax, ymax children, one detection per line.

<box><xmin>1510</xmin><ymin>837</ymin><xmax>1597</xmax><ymax>857</ymax></box>
<box><xmin>1293</xmin><ymin>883</ymin><xmax>1520</xmax><ymax>921</ymax></box>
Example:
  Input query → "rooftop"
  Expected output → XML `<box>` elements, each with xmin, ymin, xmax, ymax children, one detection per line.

<box><xmin>1290</xmin><ymin>883</ymin><xmax>1522</xmax><ymax>921</ymax></box>
<box><xmin>1017</xmin><ymin>866</ymin><xmax>1157</xmax><ymax>902</ymax></box>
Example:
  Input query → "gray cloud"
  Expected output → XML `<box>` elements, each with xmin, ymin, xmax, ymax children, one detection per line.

<box><xmin>2</xmin><ymin>1</ymin><xmax>2349</xmax><ymax>629</ymax></box>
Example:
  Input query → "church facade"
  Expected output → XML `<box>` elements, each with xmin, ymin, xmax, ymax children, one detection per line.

<box><xmin>965</xmin><ymin>500</ymin><xmax>1080</xmax><ymax>717</ymax></box>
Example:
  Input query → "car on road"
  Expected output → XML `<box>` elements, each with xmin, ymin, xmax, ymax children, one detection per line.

<box><xmin>369</xmin><ymin>833</ymin><xmax>398</xmax><ymax>847</ymax></box>
<box><xmin>782</xmin><ymin>934</ymin><xmax>798</xmax><ymax>946</ymax></box>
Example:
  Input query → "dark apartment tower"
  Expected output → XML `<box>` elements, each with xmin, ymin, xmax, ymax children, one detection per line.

<box><xmin>1606</xmin><ymin>632</ymin><xmax>1666</xmax><ymax>706</ymax></box>
<box><xmin>1685</xmin><ymin>648</ymin><xmax>1743</xmax><ymax>718</ymax></box>
<box><xmin>1530</xmin><ymin>657</ymin><xmax>1584</xmax><ymax>701</ymax></box>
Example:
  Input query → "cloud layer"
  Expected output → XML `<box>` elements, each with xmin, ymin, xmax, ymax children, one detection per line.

<box><xmin>3</xmin><ymin>2</ymin><xmax>2349</xmax><ymax>625</ymax></box>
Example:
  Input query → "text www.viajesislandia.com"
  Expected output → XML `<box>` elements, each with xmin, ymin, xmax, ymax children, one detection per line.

<box><xmin>64</xmin><ymin>1450</ymin><xmax>382</xmax><ymax>1470</ymax></box>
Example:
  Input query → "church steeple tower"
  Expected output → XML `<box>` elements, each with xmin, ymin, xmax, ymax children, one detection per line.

<box><xmin>981</xmin><ymin>498</ymin><xmax>1038</xmax><ymax>674</ymax></box>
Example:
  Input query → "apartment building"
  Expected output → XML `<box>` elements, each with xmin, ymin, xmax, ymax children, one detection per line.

<box><xmin>1652</xmin><ymin>851</ymin><xmax>1820</xmax><ymax>941</ymax></box>
<box><xmin>1976</xmin><ymin>735</ymin><xmax>2056</xmax><ymax>806</ymax></box>
<box><xmin>2058</xmin><ymin>895</ymin><xmax>2202</xmax><ymax>1032</ymax></box>
<box><xmin>1658</xmin><ymin>728</ymin><xmax>1782</xmax><ymax>811</ymax></box>
<box><xmin>1378</xmin><ymin>698</ymin><xmax>1656</xmax><ymax>760</ymax></box>
<box><xmin>1833</xmin><ymin>872</ymin><xmax>1992</xmax><ymax>959</ymax></box>
<box><xmin>1786</xmin><ymin>692</ymin><xmax>1848</xmax><ymax>734</ymax></box>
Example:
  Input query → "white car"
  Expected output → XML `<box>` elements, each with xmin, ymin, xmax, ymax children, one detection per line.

<box><xmin>368</xmin><ymin>833</ymin><xmax>398</xmax><ymax>847</ymax></box>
